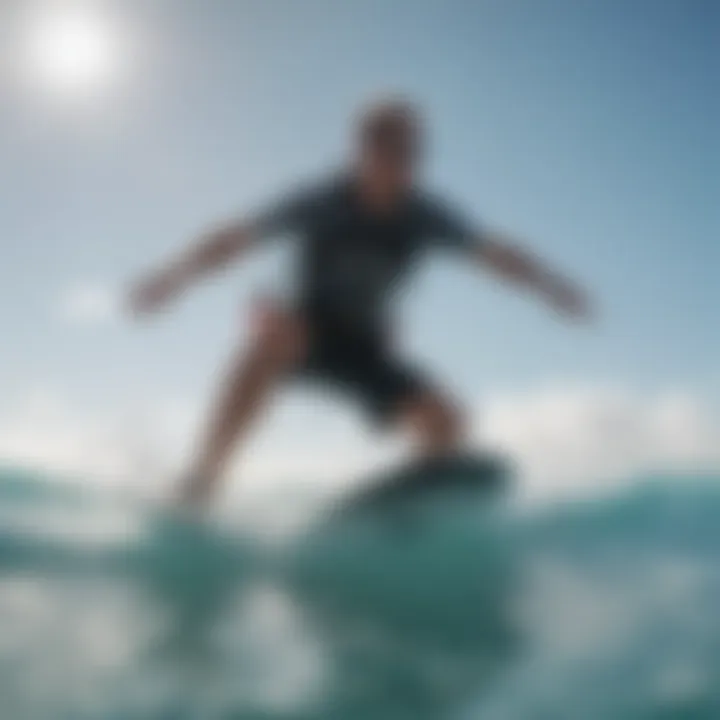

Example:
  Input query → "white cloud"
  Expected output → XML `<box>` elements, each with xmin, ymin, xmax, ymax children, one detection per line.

<box><xmin>0</xmin><ymin>388</ymin><xmax>136</xmax><ymax>484</ymax></box>
<box><xmin>56</xmin><ymin>281</ymin><xmax>119</xmax><ymax>325</ymax></box>
<box><xmin>481</xmin><ymin>385</ymin><xmax>720</xmax><ymax>502</ymax></box>
<box><xmin>0</xmin><ymin>384</ymin><xmax>718</xmax><ymax>505</ymax></box>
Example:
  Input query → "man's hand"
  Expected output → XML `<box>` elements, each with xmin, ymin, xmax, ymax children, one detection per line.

<box><xmin>128</xmin><ymin>222</ymin><xmax>252</xmax><ymax>319</ymax></box>
<box><xmin>540</xmin><ymin>274</ymin><xmax>593</xmax><ymax>323</ymax></box>
<box><xmin>128</xmin><ymin>266</ymin><xmax>187</xmax><ymax>317</ymax></box>
<box><xmin>476</xmin><ymin>237</ymin><xmax>594</xmax><ymax>324</ymax></box>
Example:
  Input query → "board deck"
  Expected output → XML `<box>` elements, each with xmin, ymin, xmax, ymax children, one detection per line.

<box><xmin>335</xmin><ymin>451</ymin><xmax>509</xmax><ymax>519</ymax></box>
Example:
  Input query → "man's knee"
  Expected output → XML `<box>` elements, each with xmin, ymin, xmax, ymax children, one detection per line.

<box><xmin>250</xmin><ymin>302</ymin><xmax>306</xmax><ymax>367</ymax></box>
<box><xmin>408</xmin><ymin>394</ymin><xmax>467</xmax><ymax>450</ymax></box>
<box><xmin>430</xmin><ymin>400</ymin><xmax>466</xmax><ymax>445</ymax></box>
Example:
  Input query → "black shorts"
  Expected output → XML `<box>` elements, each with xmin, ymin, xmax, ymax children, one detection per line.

<box><xmin>294</xmin><ymin>313</ymin><xmax>430</xmax><ymax>424</ymax></box>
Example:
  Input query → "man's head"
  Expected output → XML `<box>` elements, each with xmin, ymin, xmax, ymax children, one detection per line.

<box><xmin>355</xmin><ymin>97</ymin><xmax>424</xmax><ymax>200</ymax></box>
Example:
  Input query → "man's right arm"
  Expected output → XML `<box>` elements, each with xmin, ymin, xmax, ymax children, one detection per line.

<box><xmin>128</xmin><ymin>184</ymin><xmax>317</xmax><ymax>316</ymax></box>
<box><xmin>128</xmin><ymin>220</ymin><xmax>254</xmax><ymax>316</ymax></box>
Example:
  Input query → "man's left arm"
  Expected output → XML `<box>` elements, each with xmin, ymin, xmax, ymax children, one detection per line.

<box><xmin>422</xmin><ymin>196</ymin><xmax>593</xmax><ymax>322</ymax></box>
<box><xmin>471</xmin><ymin>230</ymin><xmax>592</xmax><ymax>322</ymax></box>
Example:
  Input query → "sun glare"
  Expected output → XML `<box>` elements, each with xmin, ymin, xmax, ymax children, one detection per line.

<box><xmin>25</xmin><ymin>6</ymin><xmax>121</xmax><ymax>96</ymax></box>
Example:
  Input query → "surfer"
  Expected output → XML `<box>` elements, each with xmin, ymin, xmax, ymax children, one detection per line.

<box><xmin>129</xmin><ymin>98</ymin><xmax>592</xmax><ymax>508</ymax></box>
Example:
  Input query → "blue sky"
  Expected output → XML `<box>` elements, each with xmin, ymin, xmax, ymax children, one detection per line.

<box><xmin>0</xmin><ymin>0</ymin><xmax>718</xmax><ymax>478</ymax></box>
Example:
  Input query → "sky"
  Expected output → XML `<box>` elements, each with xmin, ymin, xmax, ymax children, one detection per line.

<box><xmin>0</xmin><ymin>0</ymin><xmax>718</xmax><ymax>496</ymax></box>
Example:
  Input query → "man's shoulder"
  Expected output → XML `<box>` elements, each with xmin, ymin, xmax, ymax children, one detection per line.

<box><xmin>291</xmin><ymin>171</ymin><xmax>350</xmax><ymax>205</ymax></box>
<box><xmin>249</xmin><ymin>172</ymin><xmax>346</xmax><ymax>236</ymax></box>
<box><xmin>412</xmin><ymin>186</ymin><xmax>452</xmax><ymax>215</ymax></box>
<box><xmin>409</xmin><ymin>187</ymin><xmax>460</xmax><ymax>222</ymax></box>
<box><xmin>409</xmin><ymin>187</ymin><xmax>479</xmax><ymax>245</ymax></box>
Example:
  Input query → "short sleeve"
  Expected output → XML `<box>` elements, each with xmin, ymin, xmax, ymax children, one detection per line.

<box><xmin>247</xmin><ymin>183</ymin><xmax>321</xmax><ymax>243</ymax></box>
<box><xmin>416</xmin><ymin>193</ymin><xmax>484</xmax><ymax>254</ymax></box>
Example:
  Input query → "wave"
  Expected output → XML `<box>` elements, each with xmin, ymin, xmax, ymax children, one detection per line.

<box><xmin>0</xmin><ymin>467</ymin><xmax>718</xmax><ymax>719</ymax></box>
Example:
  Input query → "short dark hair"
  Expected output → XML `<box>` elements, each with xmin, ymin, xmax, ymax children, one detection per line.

<box><xmin>357</xmin><ymin>96</ymin><xmax>423</xmax><ymax>153</ymax></box>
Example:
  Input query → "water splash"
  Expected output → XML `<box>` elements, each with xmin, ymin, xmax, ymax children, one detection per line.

<box><xmin>0</xmin><ymin>468</ymin><xmax>718</xmax><ymax>719</ymax></box>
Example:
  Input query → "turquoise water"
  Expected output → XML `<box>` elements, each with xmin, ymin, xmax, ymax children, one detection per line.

<box><xmin>0</xmin><ymin>468</ymin><xmax>718</xmax><ymax>719</ymax></box>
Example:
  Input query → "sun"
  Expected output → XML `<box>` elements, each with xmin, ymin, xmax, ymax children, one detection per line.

<box><xmin>25</xmin><ymin>6</ymin><xmax>122</xmax><ymax>96</ymax></box>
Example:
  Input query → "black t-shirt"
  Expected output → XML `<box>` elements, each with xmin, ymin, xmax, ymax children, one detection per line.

<box><xmin>249</xmin><ymin>175</ymin><xmax>484</xmax><ymax>330</ymax></box>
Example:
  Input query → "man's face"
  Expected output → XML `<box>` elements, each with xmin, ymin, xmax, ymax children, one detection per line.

<box><xmin>360</xmin><ymin>121</ymin><xmax>422</xmax><ymax>196</ymax></box>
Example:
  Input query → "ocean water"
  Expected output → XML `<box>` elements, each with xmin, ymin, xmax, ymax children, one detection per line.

<box><xmin>0</xmin><ymin>467</ymin><xmax>718</xmax><ymax>719</ymax></box>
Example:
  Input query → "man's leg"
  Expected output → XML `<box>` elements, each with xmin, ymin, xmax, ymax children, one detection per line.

<box><xmin>398</xmin><ymin>390</ymin><xmax>467</xmax><ymax>458</ymax></box>
<box><xmin>352</xmin><ymin>347</ymin><xmax>467</xmax><ymax>458</ymax></box>
<box><xmin>182</xmin><ymin>305</ymin><xmax>306</xmax><ymax>507</ymax></box>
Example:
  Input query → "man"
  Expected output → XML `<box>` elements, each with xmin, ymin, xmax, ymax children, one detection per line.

<box><xmin>129</xmin><ymin>98</ymin><xmax>591</xmax><ymax>509</ymax></box>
